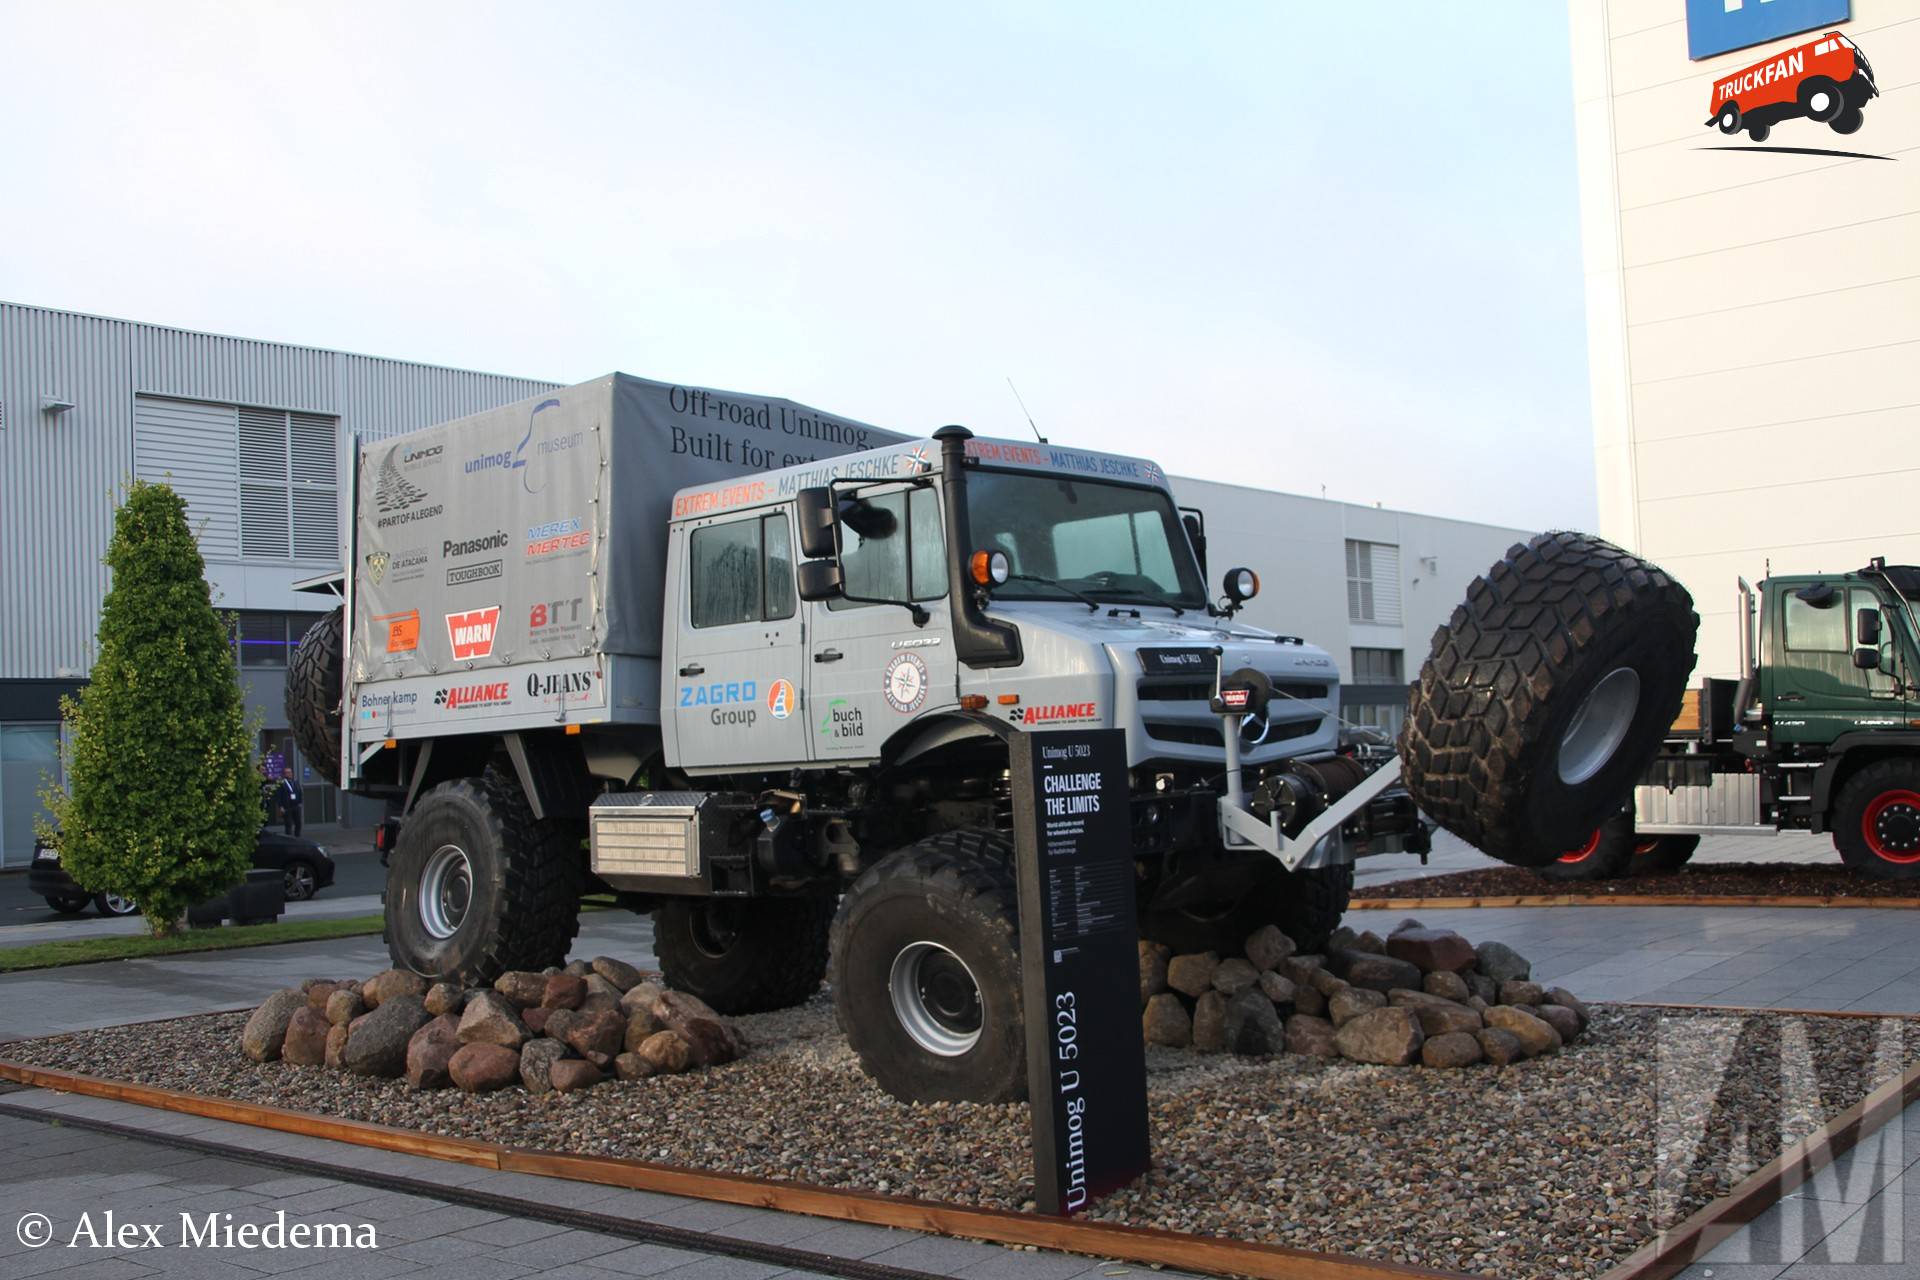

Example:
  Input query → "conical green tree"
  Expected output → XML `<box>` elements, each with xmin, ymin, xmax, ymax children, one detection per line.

<box><xmin>43</xmin><ymin>480</ymin><xmax>259</xmax><ymax>936</ymax></box>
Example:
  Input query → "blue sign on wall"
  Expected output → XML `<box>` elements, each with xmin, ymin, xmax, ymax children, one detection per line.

<box><xmin>1687</xmin><ymin>0</ymin><xmax>1850</xmax><ymax>61</ymax></box>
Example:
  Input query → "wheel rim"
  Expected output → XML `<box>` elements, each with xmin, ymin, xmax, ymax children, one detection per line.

<box><xmin>285</xmin><ymin>863</ymin><xmax>315</xmax><ymax>899</ymax></box>
<box><xmin>1862</xmin><ymin>790</ymin><xmax>1920</xmax><ymax>864</ymax></box>
<box><xmin>418</xmin><ymin>844</ymin><xmax>474</xmax><ymax>939</ymax></box>
<box><xmin>1810</xmin><ymin>90</ymin><xmax>1832</xmax><ymax>114</ymax></box>
<box><xmin>1557</xmin><ymin>828</ymin><xmax>1603</xmax><ymax>864</ymax></box>
<box><xmin>1633</xmin><ymin>839</ymin><xmax>1661</xmax><ymax>856</ymax></box>
<box><xmin>102</xmin><ymin>894</ymin><xmax>136</xmax><ymax>915</ymax></box>
<box><xmin>889</xmin><ymin>941</ymin><xmax>984</xmax><ymax>1057</ymax></box>
<box><xmin>1558</xmin><ymin>666</ymin><xmax>1641</xmax><ymax>785</ymax></box>
<box><xmin>689</xmin><ymin>901</ymin><xmax>743</xmax><ymax>958</ymax></box>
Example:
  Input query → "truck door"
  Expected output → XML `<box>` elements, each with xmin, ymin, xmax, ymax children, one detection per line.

<box><xmin>1769</xmin><ymin>585</ymin><xmax>1906</xmax><ymax>743</ymax></box>
<box><xmin>806</xmin><ymin>482</ymin><xmax>957</xmax><ymax>761</ymax></box>
<box><xmin>670</xmin><ymin>509</ymin><xmax>810</xmax><ymax>771</ymax></box>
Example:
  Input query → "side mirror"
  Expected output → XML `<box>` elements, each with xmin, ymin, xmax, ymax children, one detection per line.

<box><xmin>796</xmin><ymin>558</ymin><xmax>844</xmax><ymax>602</ymax></box>
<box><xmin>795</xmin><ymin>487</ymin><xmax>836</xmax><ymax>560</ymax></box>
<box><xmin>1222</xmin><ymin>567</ymin><xmax>1260</xmax><ymax>604</ymax></box>
<box><xmin>1854</xmin><ymin>647</ymin><xmax>1882</xmax><ymax>671</ymax></box>
<box><xmin>1181</xmin><ymin>510</ymin><xmax>1208</xmax><ymax>578</ymax></box>
<box><xmin>1857</xmin><ymin>607</ymin><xmax>1882</xmax><ymax>647</ymax></box>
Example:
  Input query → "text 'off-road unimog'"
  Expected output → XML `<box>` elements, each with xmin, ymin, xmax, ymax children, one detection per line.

<box><xmin>290</xmin><ymin>372</ymin><xmax>1699</xmax><ymax>1101</ymax></box>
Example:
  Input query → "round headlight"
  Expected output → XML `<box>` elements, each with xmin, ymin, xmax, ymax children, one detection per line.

<box><xmin>1224</xmin><ymin>567</ymin><xmax>1260</xmax><ymax>602</ymax></box>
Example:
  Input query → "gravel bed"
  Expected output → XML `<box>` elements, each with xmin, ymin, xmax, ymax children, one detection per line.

<box><xmin>7</xmin><ymin>1000</ymin><xmax>1917</xmax><ymax>1278</ymax></box>
<box><xmin>1360</xmin><ymin>861</ymin><xmax>1920</xmax><ymax>901</ymax></box>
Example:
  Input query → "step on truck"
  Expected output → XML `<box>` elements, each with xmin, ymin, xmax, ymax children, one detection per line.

<box><xmin>289</xmin><ymin>371</ymin><xmax>1699</xmax><ymax>1101</ymax></box>
<box><xmin>1537</xmin><ymin>560</ymin><xmax>1920</xmax><ymax>883</ymax></box>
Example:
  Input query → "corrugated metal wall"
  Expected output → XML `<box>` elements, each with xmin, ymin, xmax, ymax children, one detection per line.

<box><xmin>0</xmin><ymin>301</ymin><xmax>560</xmax><ymax>681</ymax></box>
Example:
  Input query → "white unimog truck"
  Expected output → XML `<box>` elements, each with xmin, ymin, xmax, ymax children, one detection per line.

<box><xmin>290</xmin><ymin>372</ymin><xmax>1700</xmax><ymax>1102</ymax></box>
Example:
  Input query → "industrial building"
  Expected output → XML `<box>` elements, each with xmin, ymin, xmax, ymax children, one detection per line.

<box><xmin>1570</xmin><ymin>0</ymin><xmax>1919</xmax><ymax>678</ymax></box>
<box><xmin>0</xmin><ymin>299</ymin><xmax>1530</xmax><ymax>866</ymax></box>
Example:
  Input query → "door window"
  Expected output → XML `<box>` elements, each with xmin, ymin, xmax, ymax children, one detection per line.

<box><xmin>1784</xmin><ymin>593</ymin><xmax>1847</xmax><ymax>652</ymax></box>
<box><xmin>832</xmin><ymin>485</ymin><xmax>946</xmax><ymax>609</ymax></box>
<box><xmin>690</xmin><ymin>513</ymin><xmax>794</xmax><ymax>628</ymax></box>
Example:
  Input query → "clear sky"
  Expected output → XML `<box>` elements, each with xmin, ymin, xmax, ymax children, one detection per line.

<box><xmin>1</xmin><ymin>2</ymin><xmax>1594</xmax><ymax>531</ymax></box>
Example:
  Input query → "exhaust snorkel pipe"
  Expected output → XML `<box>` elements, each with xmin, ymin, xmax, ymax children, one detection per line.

<box><xmin>933</xmin><ymin>424</ymin><xmax>1023</xmax><ymax>668</ymax></box>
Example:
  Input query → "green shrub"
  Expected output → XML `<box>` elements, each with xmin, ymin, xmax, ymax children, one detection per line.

<box><xmin>41</xmin><ymin>480</ymin><xmax>259</xmax><ymax>936</ymax></box>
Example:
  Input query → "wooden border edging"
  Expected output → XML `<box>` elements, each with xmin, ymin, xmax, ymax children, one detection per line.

<box><xmin>1350</xmin><ymin>893</ymin><xmax>1920</xmax><ymax>910</ymax></box>
<box><xmin>0</xmin><ymin>1056</ymin><xmax>1462</xmax><ymax>1280</ymax></box>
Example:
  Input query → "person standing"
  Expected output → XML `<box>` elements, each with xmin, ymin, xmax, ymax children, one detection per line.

<box><xmin>278</xmin><ymin>767</ymin><xmax>304</xmax><ymax>836</ymax></box>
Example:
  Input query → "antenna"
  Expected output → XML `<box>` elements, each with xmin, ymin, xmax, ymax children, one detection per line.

<box><xmin>1005</xmin><ymin>377</ymin><xmax>1046</xmax><ymax>444</ymax></box>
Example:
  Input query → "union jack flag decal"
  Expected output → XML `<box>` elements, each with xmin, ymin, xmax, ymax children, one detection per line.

<box><xmin>1143</xmin><ymin>460</ymin><xmax>1164</xmax><ymax>483</ymax></box>
<box><xmin>908</xmin><ymin>444</ymin><xmax>931</xmax><ymax>472</ymax></box>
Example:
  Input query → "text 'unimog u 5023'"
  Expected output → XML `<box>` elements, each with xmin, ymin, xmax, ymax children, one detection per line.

<box><xmin>289</xmin><ymin>372</ymin><xmax>1699</xmax><ymax>1101</ymax></box>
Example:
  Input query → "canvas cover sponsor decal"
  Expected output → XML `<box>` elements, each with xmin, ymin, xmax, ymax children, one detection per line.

<box><xmin>372</xmin><ymin>444</ymin><xmax>443</xmax><ymax>528</ymax></box>
<box><xmin>526</xmin><ymin>516</ymin><xmax>591</xmax><ymax>559</ymax></box>
<box><xmin>446</xmin><ymin>559</ymin><xmax>503</xmax><ymax>586</ymax></box>
<box><xmin>364</xmin><ymin>550</ymin><xmax>391</xmax><ymax>585</ymax></box>
<box><xmin>446</xmin><ymin>606</ymin><xmax>501</xmax><ymax>661</ymax></box>
<box><xmin>375</xmin><ymin>610</ymin><xmax>419</xmax><ymax>655</ymax></box>
<box><xmin>356</xmin><ymin>688</ymin><xmax>419</xmax><ymax>722</ymax></box>
<box><xmin>525</xmin><ymin>668</ymin><xmax>596</xmax><ymax>706</ymax></box>
<box><xmin>884</xmin><ymin>652</ymin><xmax>929</xmax><ymax>713</ymax></box>
<box><xmin>435</xmin><ymin>682</ymin><xmax>511</xmax><ymax>711</ymax></box>
<box><xmin>767</xmin><ymin>678</ymin><xmax>797</xmax><ymax>720</ymax></box>
<box><xmin>528</xmin><ymin>597</ymin><xmax>587</xmax><ymax>644</ymax></box>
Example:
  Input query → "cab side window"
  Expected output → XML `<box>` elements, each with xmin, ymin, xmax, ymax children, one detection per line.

<box><xmin>690</xmin><ymin>513</ymin><xmax>795</xmax><ymax>628</ymax></box>
<box><xmin>1784</xmin><ymin>594</ymin><xmax>1847</xmax><ymax>652</ymax></box>
<box><xmin>831</xmin><ymin>485</ymin><xmax>946</xmax><ymax>610</ymax></box>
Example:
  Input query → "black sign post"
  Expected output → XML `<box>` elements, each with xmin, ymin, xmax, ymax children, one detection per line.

<box><xmin>1010</xmin><ymin>728</ymin><xmax>1151</xmax><ymax>1216</ymax></box>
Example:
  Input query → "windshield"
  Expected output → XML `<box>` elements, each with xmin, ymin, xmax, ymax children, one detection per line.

<box><xmin>965</xmin><ymin>469</ymin><xmax>1206</xmax><ymax>608</ymax></box>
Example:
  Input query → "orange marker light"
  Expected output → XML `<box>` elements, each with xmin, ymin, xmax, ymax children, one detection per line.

<box><xmin>959</xmin><ymin>694</ymin><xmax>988</xmax><ymax>711</ymax></box>
<box><xmin>970</xmin><ymin>551</ymin><xmax>993</xmax><ymax>585</ymax></box>
<box><xmin>565</xmin><ymin>723</ymin><xmax>582</xmax><ymax>735</ymax></box>
<box><xmin>998</xmin><ymin>694</ymin><xmax>1020</xmax><ymax>705</ymax></box>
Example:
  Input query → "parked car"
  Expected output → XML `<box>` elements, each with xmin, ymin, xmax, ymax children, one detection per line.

<box><xmin>29</xmin><ymin>828</ymin><xmax>335</xmax><ymax>917</ymax></box>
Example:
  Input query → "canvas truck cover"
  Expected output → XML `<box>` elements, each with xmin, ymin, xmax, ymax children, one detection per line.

<box><xmin>351</xmin><ymin>372</ymin><xmax>905</xmax><ymax>707</ymax></box>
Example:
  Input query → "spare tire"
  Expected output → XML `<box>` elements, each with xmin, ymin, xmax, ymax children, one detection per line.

<box><xmin>287</xmin><ymin>607</ymin><xmax>345</xmax><ymax>782</ymax></box>
<box><xmin>1400</xmin><ymin>531</ymin><xmax>1696</xmax><ymax>867</ymax></box>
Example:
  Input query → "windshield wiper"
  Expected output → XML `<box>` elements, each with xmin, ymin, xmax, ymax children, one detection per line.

<box><xmin>1092</xmin><ymin>590</ymin><xmax>1187</xmax><ymax>617</ymax></box>
<box><xmin>1005</xmin><ymin>573</ymin><xmax>1101</xmax><ymax>612</ymax></box>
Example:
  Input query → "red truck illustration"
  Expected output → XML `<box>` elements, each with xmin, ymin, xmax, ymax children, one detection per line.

<box><xmin>1706</xmin><ymin>31</ymin><xmax>1877</xmax><ymax>142</ymax></box>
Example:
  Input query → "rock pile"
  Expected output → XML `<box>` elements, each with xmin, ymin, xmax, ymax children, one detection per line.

<box><xmin>240</xmin><ymin>956</ymin><xmax>745</xmax><ymax>1094</ymax></box>
<box><xmin>1141</xmin><ymin>919</ymin><xmax>1591</xmax><ymax>1068</ymax></box>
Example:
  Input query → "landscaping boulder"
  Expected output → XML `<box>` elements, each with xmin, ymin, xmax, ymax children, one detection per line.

<box><xmin>1285</xmin><ymin>1014</ymin><xmax>1339</xmax><ymax>1058</ymax></box>
<box><xmin>1475</xmin><ymin>941</ymin><xmax>1531</xmax><ymax>984</ymax></box>
<box><xmin>650</xmin><ymin>991</ymin><xmax>743</xmax><ymax>1064</ymax></box>
<box><xmin>557</xmin><ymin>1007</ymin><xmax>625</xmax><ymax>1059</ymax></box>
<box><xmin>1293</xmin><ymin>984</ymin><xmax>1327</xmax><ymax>1017</ymax></box>
<box><xmin>1143</xmin><ymin>993</ymin><xmax>1192</xmax><ymax>1048</ymax></box>
<box><xmin>1327</xmin><ymin>926</ymin><xmax>1359</xmax><ymax>953</ymax></box>
<box><xmin>549</xmin><ymin>1059</ymin><xmax>603</xmax><ymax>1092</ymax></box>
<box><xmin>324</xmin><ymin>1024</ymin><xmax>349</xmax><ymax>1070</ymax></box>
<box><xmin>1351</xmin><ymin>930</ymin><xmax>1386</xmax><ymax>954</ymax></box>
<box><xmin>542</xmin><ymin>973</ymin><xmax>587</xmax><ymax>1010</ymax></box>
<box><xmin>1166</xmin><ymin>952</ymin><xmax>1220</xmax><ymax>999</ymax></box>
<box><xmin>1331</xmin><ymin>951</ymin><xmax>1422</xmax><ymax>994</ymax></box>
<box><xmin>448</xmin><ymin>1042</ymin><xmax>520</xmax><ymax>1092</ymax></box>
<box><xmin>1334</xmin><ymin>1007</ymin><xmax>1424</xmax><ymax>1066</ymax></box>
<box><xmin>1258</xmin><ymin>971</ymin><xmax>1297</xmax><ymax>1008</ymax></box>
<box><xmin>519</xmin><ymin>1037</ymin><xmax>569</xmax><ymax>1093</ymax></box>
<box><xmin>614</xmin><ymin>1052</ymin><xmax>655</xmax><ymax>1082</ymax></box>
<box><xmin>362</xmin><ymin>969</ymin><xmax>428</xmax><ymax>1008</ymax></box>
<box><xmin>1499</xmin><ymin>980</ymin><xmax>1547</xmax><ymax>1007</ymax></box>
<box><xmin>1477</xmin><ymin>1027</ymin><xmax>1524</xmax><ymax>1066</ymax></box>
<box><xmin>1224</xmin><ymin>989</ymin><xmax>1286</xmax><ymax>1055</ymax></box>
<box><xmin>1421</xmin><ymin>1031</ymin><xmax>1484</xmax><ymax>1069</ymax></box>
<box><xmin>620</xmin><ymin>980</ymin><xmax>666</xmax><ymax>1017</ymax></box>
<box><xmin>636</xmin><ymin>1030</ymin><xmax>691</xmax><ymax>1074</ymax></box>
<box><xmin>325</xmin><ymin>987</ymin><xmax>365</xmax><ymax>1027</ymax></box>
<box><xmin>1278</xmin><ymin>955</ymin><xmax>1325</xmax><ymax>987</ymax></box>
<box><xmin>1464</xmin><ymin>971</ymin><xmax>1499</xmax><ymax>1005</ymax></box>
<box><xmin>1411</xmin><ymin>1002</ymin><xmax>1483</xmax><ymax>1038</ymax></box>
<box><xmin>1547</xmin><ymin>988</ymin><xmax>1592</xmax><ymax>1033</ymax></box>
<box><xmin>424</xmin><ymin>983</ymin><xmax>466</xmax><ymax>1017</ymax></box>
<box><xmin>1484</xmin><ymin>1005</ymin><xmax>1562</xmax><ymax>1058</ymax></box>
<box><xmin>1385</xmin><ymin>928</ymin><xmax>1476</xmax><ymax>974</ymax></box>
<box><xmin>281</xmin><ymin>1007</ymin><xmax>331</xmax><ymax>1066</ymax></box>
<box><xmin>1139</xmin><ymin>941</ymin><xmax>1170</xmax><ymax>1004</ymax></box>
<box><xmin>523</xmin><ymin>1007</ymin><xmax>550</xmax><ymax>1034</ymax></box>
<box><xmin>1191</xmin><ymin>991</ymin><xmax>1228</xmax><ymax>1052</ymax></box>
<box><xmin>583</xmin><ymin>974</ymin><xmax>623</xmax><ymax>1004</ymax></box>
<box><xmin>305</xmin><ymin>981</ymin><xmax>343</xmax><ymax>1012</ymax></box>
<box><xmin>1211</xmin><ymin>958</ymin><xmax>1260</xmax><ymax>997</ymax></box>
<box><xmin>458</xmin><ymin>991</ymin><xmax>530</xmax><ymax>1049</ymax></box>
<box><xmin>494</xmin><ymin>971</ymin><xmax>548</xmax><ymax>1008</ymax></box>
<box><xmin>241</xmin><ymin>989</ymin><xmax>305</xmax><ymax>1063</ymax></box>
<box><xmin>1329</xmin><ymin>986</ymin><xmax>1386</xmax><ymax>1027</ymax></box>
<box><xmin>592</xmin><ymin>956</ymin><xmax>644</xmax><ymax>991</ymax></box>
<box><xmin>1538</xmin><ymin>1004</ymin><xmax>1583</xmax><ymax>1045</ymax></box>
<box><xmin>1309</xmin><ymin>967</ymin><xmax>1348</xmax><ymax>997</ymax></box>
<box><xmin>405</xmin><ymin>1014</ymin><xmax>463</xmax><ymax>1089</ymax></box>
<box><xmin>1245</xmin><ymin>924</ymin><xmax>1295</xmax><ymax>972</ymax></box>
<box><xmin>1423</xmin><ymin>970</ymin><xmax>1470</xmax><ymax>1002</ymax></box>
<box><xmin>342</xmin><ymin>995</ymin><xmax>430</xmax><ymax>1077</ymax></box>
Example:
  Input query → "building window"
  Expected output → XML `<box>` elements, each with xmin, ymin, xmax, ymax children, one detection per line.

<box><xmin>235</xmin><ymin>611</ymin><xmax>328</xmax><ymax>668</ymax></box>
<box><xmin>0</xmin><ymin>724</ymin><xmax>61</xmax><ymax>868</ymax></box>
<box><xmin>1351</xmin><ymin>647</ymin><xmax>1405</xmax><ymax>684</ymax></box>
<box><xmin>239</xmin><ymin>407</ymin><xmax>338</xmax><ymax>561</ymax></box>
<box><xmin>1351</xmin><ymin>702</ymin><xmax>1405</xmax><ymax>736</ymax></box>
<box><xmin>1345</xmin><ymin>540</ymin><xmax>1402</xmax><ymax>625</ymax></box>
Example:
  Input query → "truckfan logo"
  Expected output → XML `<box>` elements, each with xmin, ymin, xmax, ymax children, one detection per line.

<box><xmin>435</xmin><ymin>682</ymin><xmax>511</xmax><ymax>710</ymax></box>
<box><xmin>446</xmin><ymin>606</ymin><xmax>501</xmax><ymax>661</ymax></box>
<box><xmin>1705</xmin><ymin>31</ymin><xmax>1878</xmax><ymax>144</ymax></box>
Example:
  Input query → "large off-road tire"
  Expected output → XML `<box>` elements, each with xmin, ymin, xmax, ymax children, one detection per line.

<box><xmin>1832</xmin><ymin>760</ymin><xmax>1920</xmax><ymax>881</ymax></box>
<box><xmin>1143</xmin><ymin>862</ymin><xmax>1353</xmax><ymax>956</ymax></box>
<box><xmin>1535</xmin><ymin>812</ymin><xmax>1636</xmax><ymax>882</ymax></box>
<box><xmin>1400</xmin><ymin>531</ymin><xmax>1697</xmax><ymax>867</ymax></box>
<box><xmin>1632</xmin><ymin>833</ymin><xmax>1701</xmax><ymax>875</ymax></box>
<box><xmin>286</xmin><ymin>607</ymin><xmax>345</xmax><ymax>781</ymax></box>
<box><xmin>386</xmin><ymin>773</ymin><xmax>581</xmax><ymax>981</ymax></box>
<box><xmin>653</xmin><ymin>894</ymin><xmax>835</xmax><ymax>1014</ymax></box>
<box><xmin>830</xmin><ymin>830</ymin><xmax>1026</xmax><ymax>1104</ymax></box>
